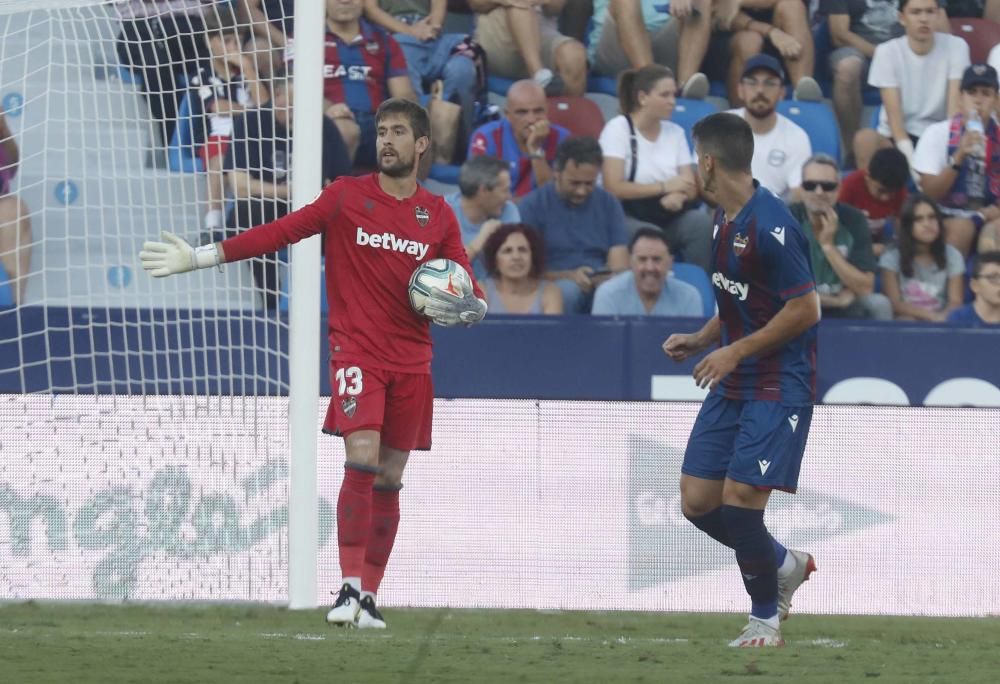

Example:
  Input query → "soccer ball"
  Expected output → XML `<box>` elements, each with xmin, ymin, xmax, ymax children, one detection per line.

<box><xmin>408</xmin><ymin>259</ymin><xmax>472</xmax><ymax>316</ymax></box>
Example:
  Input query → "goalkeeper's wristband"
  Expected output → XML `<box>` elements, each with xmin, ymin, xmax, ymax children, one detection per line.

<box><xmin>460</xmin><ymin>297</ymin><xmax>488</xmax><ymax>325</ymax></box>
<box><xmin>192</xmin><ymin>243</ymin><xmax>223</xmax><ymax>271</ymax></box>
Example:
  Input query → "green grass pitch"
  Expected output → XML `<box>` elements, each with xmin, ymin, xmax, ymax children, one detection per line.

<box><xmin>2</xmin><ymin>603</ymin><xmax>998</xmax><ymax>683</ymax></box>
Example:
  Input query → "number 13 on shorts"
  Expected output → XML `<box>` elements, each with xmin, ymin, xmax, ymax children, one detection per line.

<box><xmin>335</xmin><ymin>366</ymin><xmax>363</xmax><ymax>396</ymax></box>
<box><xmin>324</xmin><ymin>362</ymin><xmax>434</xmax><ymax>451</ymax></box>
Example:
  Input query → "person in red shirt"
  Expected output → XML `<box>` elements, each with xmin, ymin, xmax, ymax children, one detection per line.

<box><xmin>139</xmin><ymin>98</ymin><xmax>486</xmax><ymax>629</ymax></box>
<box><xmin>838</xmin><ymin>146</ymin><xmax>909</xmax><ymax>256</ymax></box>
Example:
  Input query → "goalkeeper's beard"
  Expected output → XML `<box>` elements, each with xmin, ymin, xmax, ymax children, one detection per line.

<box><xmin>377</xmin><ymin>151</ymin><xmax>416</xmax><ymax>178</ymax></box>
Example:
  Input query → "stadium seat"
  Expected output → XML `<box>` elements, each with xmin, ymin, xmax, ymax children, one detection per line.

<box><xmin>950</xmin><ymin>18</ymin><xmax>1000</xmax><ymax>64</ymax></box>
<box><xmin>167</xmin><ymin>91</ymin><xmax>205</xmax><ymax>173</ymax></box>
<box><xmin>429</xmin><ymin>163</ymin><xmax>461</xmax><ymax>185</ymax></box>
<box><xmin>777</xmin><ymin>100</ymin><xmax>841</xmax><ymax>162</ymax></box>
<box><xmin>586</xmin><ymin>74</ymin><xmax>618</xmax><ymax>97</ymax></box>
<box><xmin>0</xmin><ymin>266</ymin><xmax>13</xmax><ymax>307</ymax></box>
<box><xmin>671</xmin><ymin>98</ymin><xmax>719</xmax><ymax>151</ymax></box>
<box><xmin>547</xmin><ymin>96</ymin><xmax>605</xmax><ymax>137</ymax></box>
<box><xmin>117</xmin><ymin>64</ymin><xmax>143</xmax><ymax>87</ymax></box>
<box><xmin>278</xmin><ymin>259</ymin><xmax>328</xmax><ymax>313</ymax></box>
<box><xmin>813</xmin><ymin>20</ymin><xmax>835</xmax><ymax>87</ymax></box>
<box><xmin>671</xmin><ymin>262</ymin><xmax>715</xmax><ymax>317</ymax></box>
<box><xmin>709</xmin><ymin>79</ymin><xmax>729</xmax><ymax>101</ymax></box>
<box><xmin>487</xmin><ymin>75</ymin><xmax>516</xmax><ymax>97</ymax></box>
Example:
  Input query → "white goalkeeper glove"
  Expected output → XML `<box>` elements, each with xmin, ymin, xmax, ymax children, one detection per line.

<box><xmin>424</xmin><ymin>286</ymin><xmax>488</xmax><ymax>327</ymax></box>
<box><xmin>139</xmin><ymin>231</ymin><xmax>221</xmax><ymax>277</ymax></box>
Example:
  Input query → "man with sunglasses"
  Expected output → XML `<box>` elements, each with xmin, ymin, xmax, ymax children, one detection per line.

<box><xmin>947</xmin><ymin>251</ymin><xmax>1000</xmax><ymax>326</ymax></box>
<box><xmin>728</xmin><ymin>54</ymin><xmax>812</xmax><ymax>200</ymax></box>
<box><xmin>789</xmin><ymin>153</ymin><xmax>893</xmax><ymax>320</ymax></box>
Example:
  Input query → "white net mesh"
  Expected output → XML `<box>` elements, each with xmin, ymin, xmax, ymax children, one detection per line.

<box><xmin>0</xmin><ymin>0</ymin><xmax>300</xmax><ymax>599</ymax></box>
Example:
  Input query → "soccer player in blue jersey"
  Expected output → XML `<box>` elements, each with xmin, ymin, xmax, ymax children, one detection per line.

<box><xmin>663</xmin><ymin>112</ymin><xmax>821</xmax><ymax>648</ymax></box>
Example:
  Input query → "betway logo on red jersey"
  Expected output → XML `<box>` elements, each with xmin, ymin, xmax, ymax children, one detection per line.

<box><xmin>356</xmin><ymin>226</ymin><xmax>429</xmax><ymax>259</ymax></box>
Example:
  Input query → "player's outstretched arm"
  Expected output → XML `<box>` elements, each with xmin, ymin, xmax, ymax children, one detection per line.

<box><xmin>139</xmin><ymin>231</ymin><xmax>225</xmax><ymax>278</ymax></box>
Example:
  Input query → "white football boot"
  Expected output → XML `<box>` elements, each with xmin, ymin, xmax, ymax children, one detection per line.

<box><xmin>778</xmin><ymin>550</ymin><xmax>817</xmax><ymax>621</ymax></box>
<box><xmin>325</xmin><ymin>583</ymin><xmax>361</xmax><ymax>627</ymax></box>
<box><xmin>356</xmin><ymin>595</ymin><xmax>387</xmax><ymax>630</ymax></box>
<box><xmin>729</xmin><ymin>616</ymin><xmax>785</xmax><ymax>648</ymax></box>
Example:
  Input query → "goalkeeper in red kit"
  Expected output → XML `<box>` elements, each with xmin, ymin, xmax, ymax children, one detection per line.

<box><xmin>139</xmin><ymin>98</ymin><xmax>487</xmax><ymax>629</ymax></box>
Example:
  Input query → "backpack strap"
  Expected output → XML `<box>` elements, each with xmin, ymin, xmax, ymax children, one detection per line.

<box><xmin>625</xmin><ymin>114</ymin><xmax>638</xmax><ymax>183</ymax></box>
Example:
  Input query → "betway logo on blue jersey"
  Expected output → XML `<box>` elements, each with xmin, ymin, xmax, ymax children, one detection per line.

<box><xmin>356</xmin><ymin>226</ymin><xmax>429</xmax><ymax>259</ymax></box>
<box><xmin>712</xmin><ymin>272</ymin><xmax>749</xmax><ymax>301</ymax></box>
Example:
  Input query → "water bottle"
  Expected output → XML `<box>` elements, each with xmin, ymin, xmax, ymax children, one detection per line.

<box><xmin>965</xmin><ymin>109</ymin><xmax>987</xmax><ymax>204</ymax></box>
<box><xmin>966</xmin><ymin>109</ymin><xmax>986</xmax><ymax>158</ymax></box>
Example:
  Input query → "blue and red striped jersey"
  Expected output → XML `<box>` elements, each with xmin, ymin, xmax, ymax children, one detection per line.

<box><xmin>287</xmin><ymin>20</ymin><xmax>408</xmax><ymax>116</ymax></box>
<box><xmin>467</xmin><ymin>119</ymin><xmax>569</xmax><ymax>197</ymax></box>
<box><xmin>711</xmin><ymin>183</ymin><xmax>818</xmax><ymax>405</ymax></box>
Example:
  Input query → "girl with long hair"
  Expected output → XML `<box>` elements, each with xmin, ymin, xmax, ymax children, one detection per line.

<box><xmin>879</xmin><ymin>194</ymin><xmax>965</xmax><ymax>321</ymax></box>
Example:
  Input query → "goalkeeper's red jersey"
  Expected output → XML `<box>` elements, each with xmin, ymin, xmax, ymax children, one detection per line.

<box><xmin>221</xmin><ymin>173</ymin><xmax>483</xmax><ymax>374</ymax></box>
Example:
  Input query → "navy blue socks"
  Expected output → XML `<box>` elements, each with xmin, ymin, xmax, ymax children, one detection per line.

<box><xmin>686</xmin><ymin>507</ymin><xmax>789</xmax><ymax>571</ymax></box>
<box><xmin>719</xmin><ymin>504</ymin><xmax>779</xmax><ymax>620</ymax></box>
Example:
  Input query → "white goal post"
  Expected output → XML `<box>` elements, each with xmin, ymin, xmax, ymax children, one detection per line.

<box><xmin>0</xmin><ymin>0</ymin><xmax>325</xmax><ymax>607</ymax></box>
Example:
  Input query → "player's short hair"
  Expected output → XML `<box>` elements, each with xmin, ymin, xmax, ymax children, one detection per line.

<box><xmin>867</xmin><ymin>147</ymin><xmax>910</xmax><ymax>192</ymax></box>
<box><xmin>692</xmin><ymin>113</ymin><xmax>754</xmax><ymax>173</ymax></box>
<box><xmin>802</xmin><ymin>152</ymin><xmax>839</xmax><ymax>176</ymax></box>
<box><xmin>971</xmin><ymin>251</ymin><xmax>1000</xmax><ymax>278</ymax></box>
<box><xmin>458</xmin><ymin>156</ymin><xmax>509</xmax><ymax>198</ymax></box>
<box><xmin>617</xmin><ymin>64</ymin><xmax>675</xmax><ymax>115</ymax></box>
<box><xmin>628</xmin><ymin>226</ymin><xmax>671</xmax><ymax>254</ymax></box>
<box><xmin>899</xmin><ymin>0</ymin><xmax>939</xmax><ymax>10</ymax></box>
<box><xmin>203</xmin><ymin>3</ymin><xmax>239</xmax><ymax>38</ymax></box>
<box><xmin>482</xmin><ymin>223</ymin><xmax>546</xmax><ymax>278</ymax></box>
<box><xmin>375</xmin><ymin>98</ymin><xmax>431</xmax><ymax>143</ymax></box>
<box><xmin>553</xmin><ymin>136</ymin><xmax>603</xmax><ymax>171</ymax></box>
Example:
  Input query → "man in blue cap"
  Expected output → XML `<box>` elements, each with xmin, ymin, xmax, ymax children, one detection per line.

<box><xmin>914</xmin><ymin>63</ymin><xmax>1000</xmax><ymax>257</ymax></box>
<box><xmin>728</xmin><ymin>53</ymin><xmax>813</xmax><ymax>201</ymax></box>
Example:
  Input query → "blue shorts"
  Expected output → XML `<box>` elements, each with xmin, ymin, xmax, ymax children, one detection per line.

<box><xmin>682</xmin><ymin>392</ymin><xmax>813</xmax><ymax>492</ymax></box>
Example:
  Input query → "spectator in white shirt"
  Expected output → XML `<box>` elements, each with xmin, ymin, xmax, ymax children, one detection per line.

<box><xmin>821</xmin><ymin>0</ymin><xmax>900</xmax><ymax>165</ymax></box>
<box><xmin>599</xmin><ymin>64</ymin><xmax>711</xmax><ymax>270</ymax></box>
<box><xmin>727</xmin><ymin>54</ymin><xmax>812</xmax><ymax>200</ymax></box>
<box><xmin>855</xmin><ymin>0</ymin><xmax>969</xmax><ymax>171</ymax></box>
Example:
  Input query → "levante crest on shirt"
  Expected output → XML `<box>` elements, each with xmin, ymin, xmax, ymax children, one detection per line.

<box><xmin>733</xmin><ymin>233</ymin><xmax>749</xmax><ymax>256</ymax></box>
<box><xmin>414</xmin><ymin>206</ymin><xmax>430</xmax><ymax>227</ymax></box>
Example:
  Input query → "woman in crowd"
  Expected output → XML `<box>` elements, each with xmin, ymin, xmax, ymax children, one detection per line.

<box><xmin>598</xmin><ymin>64</ymin><xmax>711</xmax><ymax>272</ymax></box>
<box><xmin>481</xmin><ymin>223</ymin><xmax>562</xmax><ymax>315</ymax></box>
<box><xmin>880</xmin><ymin>194</ymin><xmax>965</xmax><ymax>321</ymax></box>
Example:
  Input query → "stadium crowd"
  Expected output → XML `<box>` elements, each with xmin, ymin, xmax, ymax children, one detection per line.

<box><xmin>42</xmin><ymin>0</ymin><xmax>999</xmax><ymax>325</ymax></box>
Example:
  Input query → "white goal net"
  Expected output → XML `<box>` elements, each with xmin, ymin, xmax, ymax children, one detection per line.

<box><xmin>0</xmin><ymin>0</ymin><xmax>309</xmax><ymax>601</ymax></box>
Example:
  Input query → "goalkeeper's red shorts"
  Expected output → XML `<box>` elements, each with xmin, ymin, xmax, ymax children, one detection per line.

<box><xmin>323</xmin><ymin>362</ymin><xmax>434</xmax><ymax>452</ymax></box>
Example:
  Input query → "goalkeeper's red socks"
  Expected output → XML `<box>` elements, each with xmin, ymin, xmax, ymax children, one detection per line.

<box><xmin>337</xmin><ymin>464</ymin><xmax>377</xmax><ymax>581</ymax></box>
<box><xmin>362</xmin><ymin>486</ymin><xmax>401</xmax><ymax>595</ymax></box>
